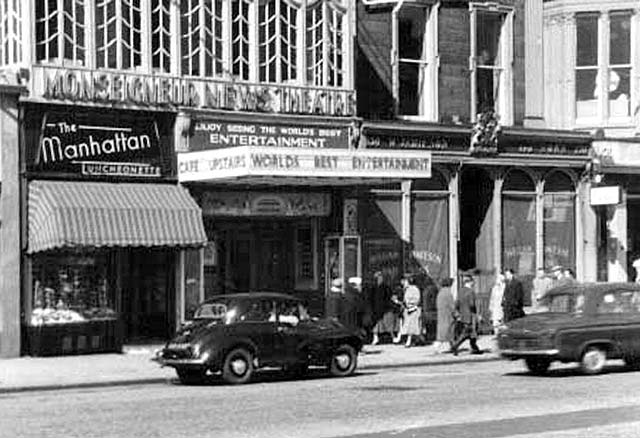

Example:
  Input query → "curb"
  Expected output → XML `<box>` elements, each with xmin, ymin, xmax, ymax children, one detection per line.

<box><xmin>0</xmin><ymin>355</ymin><xmax>502</xmax><ymax>394</ymax></box>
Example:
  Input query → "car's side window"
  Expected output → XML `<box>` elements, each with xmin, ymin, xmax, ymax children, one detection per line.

<box><xmin>275</xmin><ymin>301</ymin><xmax>301</xmax><ymax>326</ymax></box>
<box><xmin>597</xmin><ymin>291</ymin><xmax>638</xmax><ymax>314</ymax></box>
<box><xmin>240</xmin><ymin>300</ymin><xmax>275</xmax><ymax>323</ymax></box>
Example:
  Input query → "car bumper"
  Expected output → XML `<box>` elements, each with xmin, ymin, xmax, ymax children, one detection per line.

<box><xmin>152</xmin><ymin>351</ymin><xmax>210</xmax><ymax>368</ymax></box>
<box><xmin>500</xmin><ymin>349</ymin><xmax>559</xmax><ymax>359</ymax></box>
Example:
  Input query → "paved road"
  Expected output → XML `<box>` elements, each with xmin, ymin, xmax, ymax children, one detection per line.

<box><xmin>3</xmin><ymin>359</ymin><xmax>640</xmax><ymax>438</ymax></box>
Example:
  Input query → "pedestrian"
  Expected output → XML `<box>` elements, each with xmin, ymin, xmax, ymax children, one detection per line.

<box><xmin>502</xmin><ymin>268</ymin><xmax>525</xmax><ymax>323</ymax></box>
<box><xmin>417</xmin><ymin>273</ymin><xmax>438</xmax><ymax>343</ymax></box>
<box><xmin>563</xmin><ymin>268</ymin><xmax>575</xmax><ymax>284</ymax></box>
<box><xmin>451</xmin><ymin>274</ymin><xmax>482</xmax><ymax>355</ymax></box>
<box><xmin>531</xmin><ymin>268</ymin><xmax>553</xmax><ymax>312</ymax></box>
<box><xmin>551</xmin><ymin>265</ymin><xmax>570</xmax><ymax>287</ymax></box>
<box><xmin>488</xmin><ymin>273</ymin><xmax>505</xmax><ymax>333</ymax></box>
<box><xmin>633</xmin><ymin>257</ymin><xmax>640</xmax><ymax>284</ymax></box>
<box><xmin>434</xmin><ymin>277</ymin><xmax>455</xmax><ymax>353</ymax></box>
<box><xmin>370</xmin><ymin>271</ymin><xmax>400</xmax><ymax>345</ymax></box>
<box><xmin>400</xmin><ymin>274</ymin><xmax>422</xmax><ymax>348</ymax></box>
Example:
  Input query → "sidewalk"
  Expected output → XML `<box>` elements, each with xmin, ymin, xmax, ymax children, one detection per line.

<box><xmin>0</xmin><ymin>336</ymin><xmax>499</xmax><ymax>393</ymax></box>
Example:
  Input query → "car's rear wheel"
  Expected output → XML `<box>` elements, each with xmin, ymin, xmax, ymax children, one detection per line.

<box><xmin>524</xmin><ymin>358</ymin><xmax>551</xmax><ymax>375</ymax></box>
<box><xmin>222</xmin><ymin>347</ymin><xmax>254</xmax><ymax>384</ymax></box>
<box><xmin>176</xmin><ymin>368</ymin><xmax>206</xmax><ymax>385</ymax></box>
<box><xmin>328</xmin><ymin>344</ymin><xmax>357</xmax><ymax>377</ymax></box>
<box><xmin>581</xmin><ymin>346</ymin><xmax>607</xmax><ymax>374</ymax></box>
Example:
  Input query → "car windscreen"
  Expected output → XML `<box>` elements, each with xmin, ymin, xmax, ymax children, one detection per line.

<box><xmin>547</xmin><ymin>293</ymin><xmax>584</xmax><ymax>314</ymax></box>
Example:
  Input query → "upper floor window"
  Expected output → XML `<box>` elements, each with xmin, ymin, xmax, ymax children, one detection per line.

<box><xmin>470</xmin><ymin>4</ymin><xmax>514</xmax><ymax>125</ymax></box>
<box><xmin>392</xmin><ymin>2</ymin><xmax>438</xmax><ymax>120</ymax></box>
<box><xmin>33</xmin><ymin>0</ymin><xmax>351</xmax><ymax>89</ymax></box>
<box><xmin>575</xmin><ymin>10</ymin><xmax>633</xmax><ymax>124</ymax></box>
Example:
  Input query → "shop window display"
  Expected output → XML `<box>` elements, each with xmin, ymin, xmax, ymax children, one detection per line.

<box><xmin>27</xmin><ymin>251</ymin><xmax>122</xmax><ymax>356</ymax></box>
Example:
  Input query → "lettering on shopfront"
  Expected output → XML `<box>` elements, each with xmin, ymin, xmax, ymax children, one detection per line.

<box><xmin>80</xmin><ymin>162</ymin><xmax>161</xmax><ymax>177</ymax></box>
<box><xmin>178</xmin><ymin>147</ymin><xmax>433</xmax><ymax>181</ymax></box>
<box><xmin>191</xmin><ymin>120</ymin><xmax>349</xmax><ymax>150</ymax></box>
<box><xmin>39</xmin><ymin>67</ymin><xmax>356</xmax><ymax>117</ymax></box>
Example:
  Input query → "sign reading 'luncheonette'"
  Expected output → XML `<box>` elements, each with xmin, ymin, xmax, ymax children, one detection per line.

<box><xmin>32</xmin><ymin>66</ymin><xmax>356</xmax><ymax>117</ymax></box>
<box><xmin>190</xmin><ymin>120</ymin><xmax>350</xmax><ymax>150</ymax></box>
<box><xmin>178</xmin><ymin>146</ymin><xmax>432</xmax><ymax>181</ymax></box>
<box><xmin>30</xmin><ymin>112</ymin><xmax>167</xmax><ymax>177</ymax></box>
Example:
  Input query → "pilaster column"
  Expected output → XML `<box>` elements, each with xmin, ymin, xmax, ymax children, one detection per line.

<box><xmin>524</xmin><ymin>0</ymin><xmax>544</xmax><ymax>127</ymax></box>
<box><xmin>492</xmin><ymin>172</ymin><xmax>504</xmax><ymax>275</ymax></box>
<box><xmin>562</xmin><ymin>12</ymin><xmax>577</xmax><ymax>127</ymax></box>
<box><xmin>401</xmin><ymin>180</ymin><xmax>412</xmax><ymax>274</ymax></box>
<box><xmin>0</xmin><ymin>87</ymin><xmax>25</xmax><ymax>358</ymax></box>
<box><xmin>449</xmin><ymin>169</ymin><xmax>459</xmax><ymax>298</ymax></box>
<box><xmin>578</xmin><ymin>178</ymin><xmax>597</xmax><ymax>282</ymax></box>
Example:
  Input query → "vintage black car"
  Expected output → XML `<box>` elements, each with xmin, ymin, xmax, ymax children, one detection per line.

<box><xmin>154</xmin><ymin>292</ymin><xmax>363</xmax><ymax>384</ymax></box>
<box><xmin>498</xmin><ymin>282</ymin><xmax>640</xmax><ymax>375</ymax></box>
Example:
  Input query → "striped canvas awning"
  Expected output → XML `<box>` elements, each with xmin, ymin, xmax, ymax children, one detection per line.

<box><xmin>28</xmin><ymin>180</ymin><xmax>207</xmax><ymax>253</ymax></box>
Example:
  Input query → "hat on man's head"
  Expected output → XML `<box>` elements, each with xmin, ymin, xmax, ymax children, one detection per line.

<box><xmin>461</xmin><ymin>273</ymin><xmax>474</xmax><ymax>283</ymax></box>
<box><xmin>551</xmin><ymin>265</ymin><xmax>563</xmax><ymax>272</ymax></box>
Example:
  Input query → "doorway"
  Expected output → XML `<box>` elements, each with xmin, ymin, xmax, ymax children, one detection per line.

<box><xmin>120</xmin><ymin>249</ymin><xmax>176</xmax><ymax>342</ymax></box>
<box><xmin>458</xmin><ymin>167</ymin><xmax>495</xmax><ymax>292</ymax></box>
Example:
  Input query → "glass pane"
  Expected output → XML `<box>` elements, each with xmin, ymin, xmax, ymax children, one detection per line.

<box><xmin>503</xmin><ymin>169</ymin><xmax>535</xmax><ymax>192</ymax></box>
<box><xmin>575</xmin><ymin>69</ymin><xmax>598</xmax><ymax>118</ymax></box>
<box><xmin>399</xmin><ymin>62</ymin><xmax>425</xmax><ymax>116</ymax></box>
<box><xmin>184</xmin><ymin>249</ymin><xmax>202</xmax><ymax>321</ymax></box>
<box><xmin>326</xmin><ymin>238</ymin><xmax>342</xmax><ymax>293</ymax></box>
<box><xmin>476</xmin><ymin>67</ymin><xmax>501</xmax><ymax>113</ymax></box>
<box><xmin>398</xmin><ymin>7</ymin><xmax>427</xmax><ymax>60</ymax></box>
<box><xmin>576</xmin><ymin>13</ymin><xmax>598</xmax><ymax>67</ymax></box>
<box><xmin>502</xmin><ymin>194</ymin><xmax>536</xmax><ymax>287</ymax></box>
<box><xmin>609</xmin><ymin>67</ymin><xmax>631</xmax><ymax>117</ymax></box>
<box><xmin>409</xmin><ymin>195</ymin><xmax>449</xmax><ymax>281</ymax></box>
<box><xmin>543</xmin><ymin>194</ymin><xmax>575</xmax><ymax>271</ymax></box>
<box><xmin>544</xmin><ymin>171</ymin><xmax>574</xmax><ymax>192</ymax></box>
<box><xmin>609</xmin><ymin>11</ymin><xmax>631</xmax><ymax>65</ymax></box>
<box><xmin>476</xmin><ymin>11</ymin><xmax>503</xmax><ymax>67</ymax></box>
<box><xmin>344</xmin><ymin>237</ymin><xmax>360</xmax><ymax>289</ymax></box>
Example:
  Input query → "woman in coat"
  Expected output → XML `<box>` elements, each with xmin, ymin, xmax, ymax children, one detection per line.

<box><xmin>435</xmin><ymin>278</ymin><xmax>455</xmax><ymax>353</ymax></box>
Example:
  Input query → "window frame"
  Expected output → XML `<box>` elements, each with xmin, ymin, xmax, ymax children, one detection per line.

<box><xmin>469</xmin><ymin>2</ymin><xmax>514</xmax><ymax>125</ymax></box>
<box><xmin>573</xmin><ymin>8</ymin><xmax>637</xmax><ymax>127</ymax></box>
<box><xmin>391</xmin><ymin>0</ymin><xmax>439</xmax><ymax>121</ymax></box>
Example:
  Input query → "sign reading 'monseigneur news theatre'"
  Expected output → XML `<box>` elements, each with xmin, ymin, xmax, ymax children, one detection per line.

<box><xmin>177</xmin><ymin>147</ymin><xmax>432</xmax><ymax>181</ymax></box>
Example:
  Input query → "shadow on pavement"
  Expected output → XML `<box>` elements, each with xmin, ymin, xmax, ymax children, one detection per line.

<box><xmin>504</xmin><ymin>363</ymin><xmax>640</xmax><ymax>378</ymax></box>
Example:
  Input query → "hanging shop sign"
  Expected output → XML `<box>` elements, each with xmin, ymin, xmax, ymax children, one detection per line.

<box><xmin>200</xmin><ymin>191</ymin><xmax>331</xmax><ymax>217</ymax></box>
<box><xmin>590</xmin><ymin>186</ymin><xmax>621</xmax><ymax>206</ymax></box>
<box><xmin>190</xmin><ymin>120</ymin><xmax>351</xmax><ymax>150</ymax></box>
<box><xmin>28</xmin><ymin>110</ymin><xmax>170</xmax><ymax>178</ymax></box>
<box><xmin>177</xmin><ymin>146</ymin><xmax>432</xmax><ymax>181</ymax></box>
<box><xmin>32</xmin><ymin>66</ymin><xmax>356</xmax><ymax>117</ymax></box>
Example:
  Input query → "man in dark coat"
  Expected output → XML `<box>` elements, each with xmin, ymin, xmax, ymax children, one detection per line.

<box><xmin>502</xmin><ymin>268</ymin><xmax>525</xmax><ymax>323</ymax></box>
<box><xmin>450</xmin><ymin>274</ymin><xmax>482</xmax><ymax>355</ymax></box>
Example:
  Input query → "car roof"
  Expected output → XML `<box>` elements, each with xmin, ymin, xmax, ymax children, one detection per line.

<box><xmin>545</xmin><ymin>282</ymin><xmax>640</xmax><ymax>297</ymax></box>
<box><xmin>201</xmin><ymin>292</ymin><xmax>301</xmax><ymax>304</ymax></box>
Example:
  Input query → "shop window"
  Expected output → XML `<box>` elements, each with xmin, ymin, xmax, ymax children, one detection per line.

<box><xmin>392</xmin><ymin>3</ymin><xmax>438</xmax><ymax>119</ymax></box>
<box><xmin>543</xmin><ymin>171</ymin><xmax>576</xmax><ymax>271</ymax></box>
<box><xmin>30</xmin><ymin>251</ymin><xmax>117</xmax><ymax>326</ymax></box>
<box><xmin>182</xmin><ymin>248</ymin><xmax>203</xmax><ymax>321</ymax></box>
<box><xmin>575</xmin><ymin>10</ymin><xmax>633</xmax><ymax>123</ymax></box>
<box><xmin>502</xmin><ymin>170</ymin><xmax>536</xmax><ymax>282</ymax></box>
<box><xmin>470</xmin><ymin>5</ymin><xmax>513</xmax><ymax>125</ymax></box>
<box><xmin>294</xmin><ymin>220</ymin><xmax>318</xmax><ymax>290</ymax></box>
<box><xmin>35</xmin><ymin>0</ymin><xmax>86</xmax><ymax>65</ymax></box>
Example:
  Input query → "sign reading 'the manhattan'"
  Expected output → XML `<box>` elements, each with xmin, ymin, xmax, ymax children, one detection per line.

<box><xmin>31</xmin><ymin>112</ymin><xmax>168</xmax><ymax>178</ymax></box>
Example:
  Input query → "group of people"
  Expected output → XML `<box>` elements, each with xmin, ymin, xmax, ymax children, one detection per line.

<box><xmin>487</xmin><ymin>265</ymin><xmax>576</xmax><ymax>332</ymax></box>
<box><xmin>366</xmin><ymin>264</ymin><xmax>577</xmax><ymax>355</ymax></box>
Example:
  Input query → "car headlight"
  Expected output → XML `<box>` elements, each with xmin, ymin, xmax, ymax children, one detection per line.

<box><xmin>191</xmin><ymin>343</ymin><xmax>202</xmax><ymax>358</ymax></box>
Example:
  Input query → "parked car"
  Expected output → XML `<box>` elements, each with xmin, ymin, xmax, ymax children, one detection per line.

<box><xmin>497</xmin><ymin>282</ymin><xmax>640</xmax><ymax>375</ymax></box>
<box><xmin>153</xmin><ymin>292</ymin><xmax>363</xmax><ymax>384</ymax></box>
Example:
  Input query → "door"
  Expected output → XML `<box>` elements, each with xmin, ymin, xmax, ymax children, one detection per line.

<box><xmin>272</xmin><ymin>299</ymin><xmax>307</xmax><ymax>364</ymax></box>
<box><xmin>324</xmin><ymin>235</ymin><xmax>362</xmax><ymax>330</ymax></box>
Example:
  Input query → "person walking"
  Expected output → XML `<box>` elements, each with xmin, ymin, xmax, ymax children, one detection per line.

<box><xmin>451</xmin><ymin>274</ymin><xmax>482</xmax><ymax>355</ymax></box>
<box><xmin>502</xmin><ymin>268</ymin><xmax>525</xmax><ymax>323</ymax></box>
<box><xmin>370</xmin><ymin>271</ymin><xmax>400</xmax><ymax>345</ymax></box>
<box><xmin>434</xmin><ymin>278</ymin><xmax>455</xmax><ymax>353</ymax></box>
<box><xmin>488</xmin><ymin>273</ymin><xmax>505</xmax><ymax>333</ymax></box>
<box><xmin>531</xmin><ymin>268</ymin><xmax>553</xmax><ymax>312</ymax></box>
<box><xmin>400</xmin><ymin>274</ymin><xmax>422</xmax><ymax>348</ymax></box>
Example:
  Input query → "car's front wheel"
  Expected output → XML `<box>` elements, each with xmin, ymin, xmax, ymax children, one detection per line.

<box><xmin>581</xmin><ymin>346</ymin><xmax>607</xmax><ymax>374</ymax></box>
<box><xmin>524</xmin><ymin>358</ymin><xmax>551</xmax><ymax>375</ymax></box>
<box><xmin>176</xmin><ymin>368</ymin><xmax>207</xmax><ymax>385</ymax></box>
<box><xmin>328</xmin><ymin>344</ymin><xmax>357</xmax><ymax>377</ymax></box>
<box><xmin>222</xmin><ymin>347</ymin><xmax>255</xmax><ymax>384</ymax></box>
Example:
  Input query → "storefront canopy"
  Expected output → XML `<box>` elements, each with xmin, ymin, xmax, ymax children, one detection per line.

<box><xmin>28</xmin><ymin>181</ymin><xmax>207</xmax><ymax>253</ymax></box>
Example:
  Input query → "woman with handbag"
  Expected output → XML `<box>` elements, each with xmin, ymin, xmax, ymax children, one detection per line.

<box><xmin>400</xmin><ymin>275</ymin><xmax>422</xmax><ymax>348</ymax></box>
